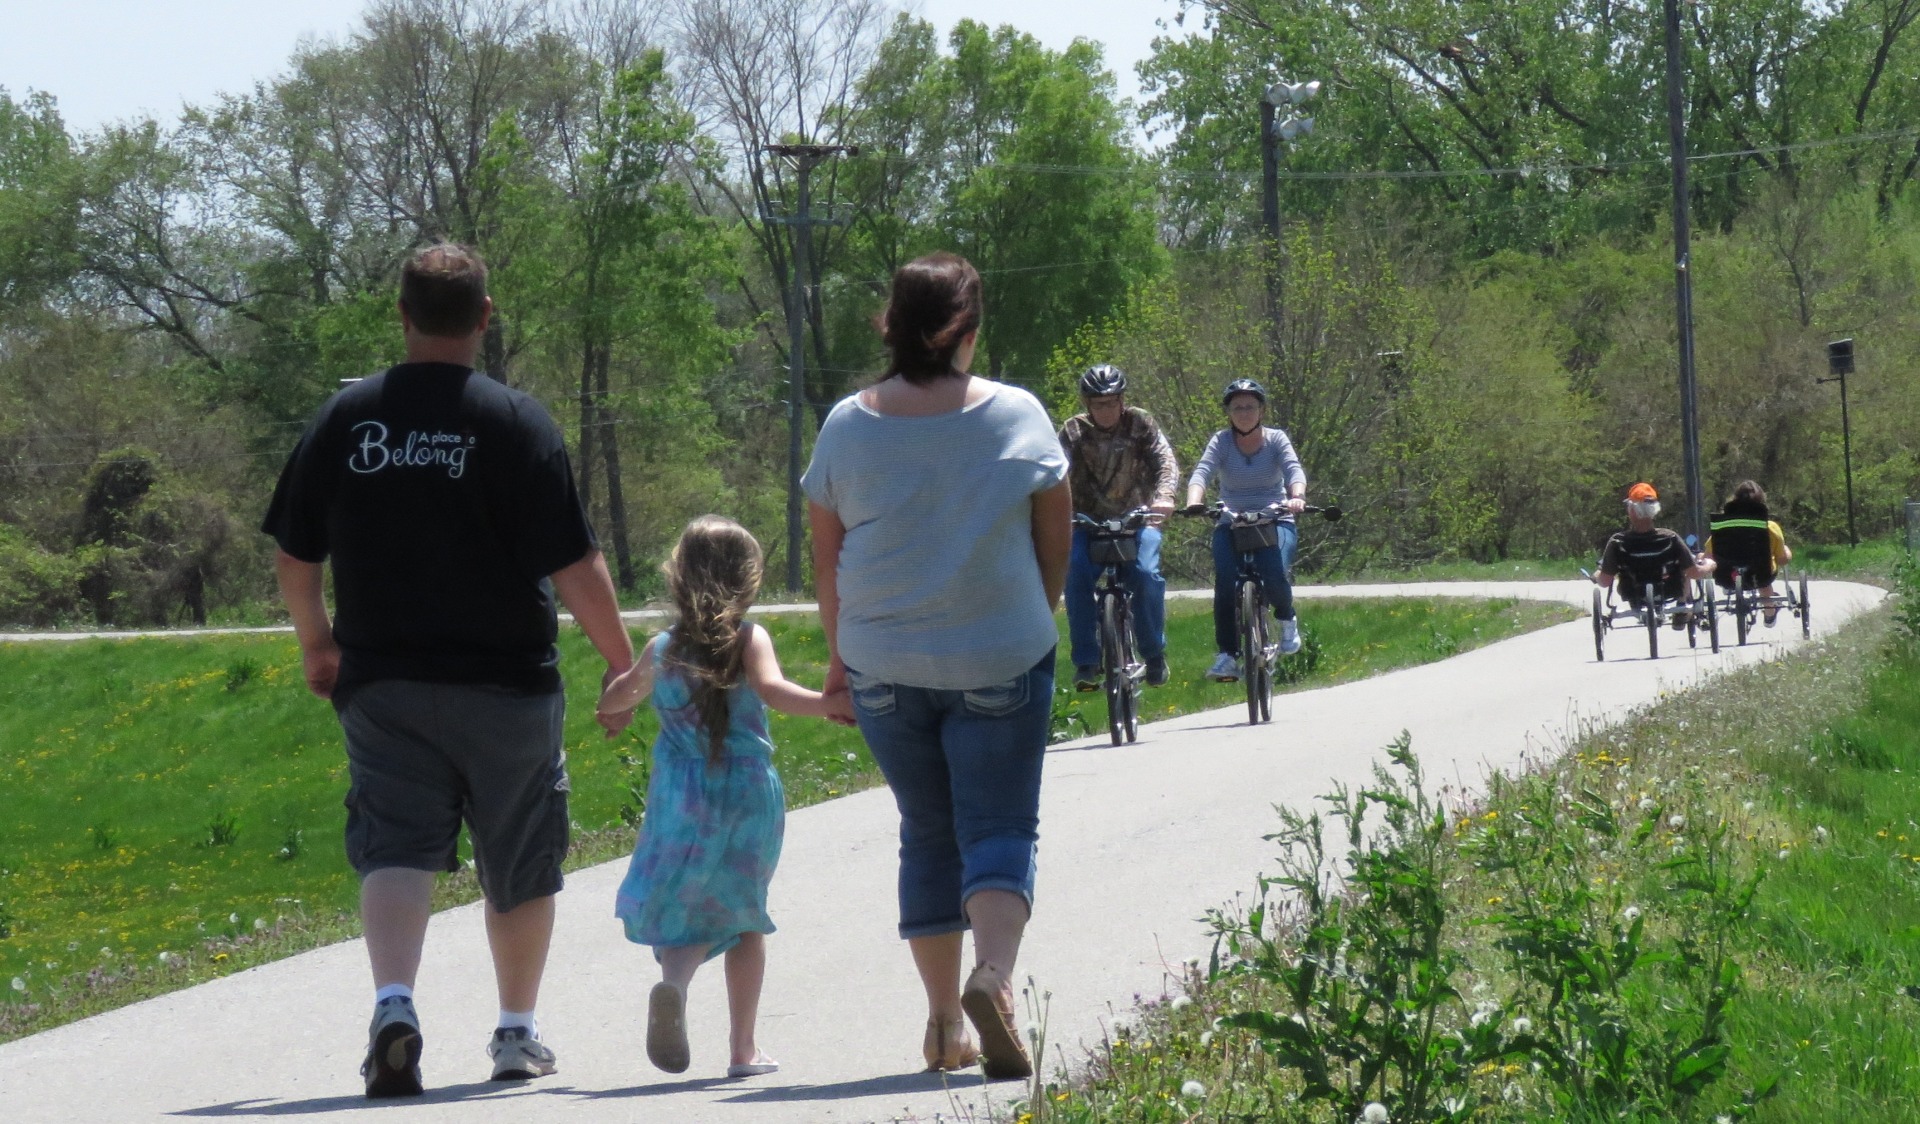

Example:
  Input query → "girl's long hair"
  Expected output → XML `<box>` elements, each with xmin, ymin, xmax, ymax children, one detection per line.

<box><xmin>661</xmin><ymin>516</ymin><xmax>764</xmax><ymax>763</ymax></box>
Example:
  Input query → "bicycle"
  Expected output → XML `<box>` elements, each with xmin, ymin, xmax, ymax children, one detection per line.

<box><xmin>1182</xmin><ymin>501</ymin><xmax>1343</xmax><ymax>725</ymax></box>
<box><xmin>1074</xmin><ymin>508</ymin><xmax>1154</xmax><ymax>746</ymax></box>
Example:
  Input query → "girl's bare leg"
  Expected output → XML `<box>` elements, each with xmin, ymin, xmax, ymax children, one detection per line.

<box><xmin>723</xmin><ymin>932</ymin><xmax>771</xmax><ymax>1066</ymax></box>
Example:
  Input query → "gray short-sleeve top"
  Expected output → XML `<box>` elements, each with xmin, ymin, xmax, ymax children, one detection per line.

<box><xmin>802</xmin><ymin>382</ymin><xmax>1068</xmax><ymax>689</ymax></box>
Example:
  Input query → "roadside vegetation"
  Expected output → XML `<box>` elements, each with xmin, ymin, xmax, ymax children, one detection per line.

<box><xmin>1029</xmin><ymin>563</ymin><xmax>1919</xmax><ymax>1123</ymax></box>
<box><xmin>0</xmin><ymin>595</ymin><xmax>1561</xmax><ymax>1043</ymax></box>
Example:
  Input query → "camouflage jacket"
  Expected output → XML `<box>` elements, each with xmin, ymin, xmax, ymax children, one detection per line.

<box><xmin>1058</xmin><ymin>407</ymin><xmax>1180</xmax><ymax>520</ymax></box>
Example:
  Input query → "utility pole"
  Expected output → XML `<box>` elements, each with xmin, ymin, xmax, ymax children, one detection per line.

<box><xmin>1664</xmin><ymin>0</ymin><xmax>1707</xmax><ymax>545</ymax></box>
<box><xmin>1258</xmin><ymin>80</ymin><xmax>1319</xmax><ymax>362</ymax></box>
<box><xmin>1820</xmin><ymin>338</ymin><xmax>1857</xmax><ymax>548</ymax></box>
<box><xmin>761</xmin><ymin>143</ymin><xmax>857</xmax><ymax>592</ymax></box>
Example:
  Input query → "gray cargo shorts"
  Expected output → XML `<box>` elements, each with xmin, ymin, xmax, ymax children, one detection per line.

<box><xmin>336</xmin><ymin>680</ymin><xmax>569</xmax><ymax>912</ymax></box>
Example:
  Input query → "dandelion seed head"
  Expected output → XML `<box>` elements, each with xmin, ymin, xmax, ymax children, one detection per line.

<box><xmin>1361</xmin><ymin>1103</ymin><xmax>1391</xmax><ymax>1124</ymax></box>
<box><xmin>1199</xmin><ymin>1031</ymin><xmax>1214</xmax><ymax>1047</ymax></box>
<box><xmin>9</xmin><ymin>977</ymin><xmax>23</xmax><ymax>993</ymax></box>
<box><xmin>1511</xmin><ymin>1016</ymin><xmax>1533</xmax><ymax>1034</ymax></box>
<box><xmin>1668</xmin><ymin>814</ymin><xmax>1685</xmax><ymax>829</ymax></box>
<box><xmin>1181</xmin><ymin>1080</ymin><xmax>1206</xmax><ymax>1098</ymax></box>
<box><xmin>1637</xmin><ymin>796</ymin><xmax>1655</xmax><ymax>812</ymax></box>
<box><xmin>1623</xmin><ymin>905</ymin><xmax>1643</xmax><ymax>922</ymax></box>
<box><xmin>1814</xmin><ymin>825</ymin><xmax>1829</xmax><ymax>843</ymax></box>
<box><xmin>254</xmin><ymin>918</ymin><xmax>268</xmax><ymax>932</ymax></box>
<box><xmin>1779</xmin><ymin>848</ymin><xmax>1791</xmax><ymax>860</ymax></box>
<box><xmin>1170</xmin><ymin>995</ymin><xmax>1192</xmax><ymax>1011</ymax></box>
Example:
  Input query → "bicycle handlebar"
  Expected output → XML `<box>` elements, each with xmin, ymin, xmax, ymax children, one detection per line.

<box><xmin>1073</xmin><ymin>508</ymin><xmax>1157</xmax><ymax>534</ymax></box>
<box><xmin>1178</xmin><ymin>502</ymin><xmax>1343</xmax><ymax>523</ymax></box>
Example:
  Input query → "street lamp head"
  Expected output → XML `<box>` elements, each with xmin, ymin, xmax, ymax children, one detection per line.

<box><xmin>1827</xmin><ymin>337</ymin><xmax>1854</xmax><ymax>375</ymax></box>
<box><xmin>1277</xmin><ymin>115</ymin><xmax>1314</xmax><ymax>142</ymax></box>
<box><xmin>1263</xmin><ymin>79</ymin><xmax>1323</xmax><ymax>106</ymax></box>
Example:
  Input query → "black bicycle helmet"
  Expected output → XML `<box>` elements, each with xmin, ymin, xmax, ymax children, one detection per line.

<box><xmin>1078</xmin><ymin>363</ymin><xmax>1127</xmax><ymax>397</ymax></box>
<box><xmin>1221</xmin><ymin>378</ymin><xmax>1267</xmax><ymax>407</ymax></box>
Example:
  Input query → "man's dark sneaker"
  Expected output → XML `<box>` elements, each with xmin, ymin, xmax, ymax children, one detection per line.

<box><xmin>1145</xmin><ymin>656</ymin><xmax>1169</xmax><ymax>687</ymax></box>
<box><xmin>362</xmin><ymin>996</ymin><xmax>424</xmax><ymax>1098</ymax></box>
<box><xmin>1073</xmin><ymin>665</ymin><xmax>1101</xmax><ymax>692</ymax></box>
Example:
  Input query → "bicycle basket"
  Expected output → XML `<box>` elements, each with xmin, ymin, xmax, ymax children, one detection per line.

<box><xmin>1089</xmin><ymin>534</ymin><xmax>1139</xmax><ymax>566</ymax></box>
<box><xmin>1230</xmin><ymin>521</ymin><xmax>1279</xmax><ymax>553</ymax></box>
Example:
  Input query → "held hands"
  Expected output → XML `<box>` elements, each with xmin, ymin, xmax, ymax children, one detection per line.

<box><xmin>821</xmin><ymin>655</ymin><xmax>857</xmax><ymax>727</ymax></box>
<box><xmin>595</xmin><ymin>663</ymin><xmax>642</xmax><ymax>738</ymax></box>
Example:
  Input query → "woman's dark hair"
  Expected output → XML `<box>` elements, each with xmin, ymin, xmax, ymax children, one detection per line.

<box><xmin>877</xmin><ymin>252</ymin><xmax>981</xmax><ymax>384</ymax></box>
<box><xmin>1724</xmin><ymin>479</ymin><xmax>1769</xmax><ymax>516</ymax></box>
<box><xmin>661</xmin><ymin>516</ymin><xmax>764</xmax><ymax>764</ymax></box>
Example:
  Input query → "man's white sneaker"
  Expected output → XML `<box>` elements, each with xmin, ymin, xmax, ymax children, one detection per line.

<box><xmin>362</xmin><ymin>996</ymin><xmax>424</xmax><ymax>1098</ymax></box>
<box><xmin>488</xmin><ymin>1026</ymin><xmax>558</xmax><ymax>1081</ymax></box>
<box><xmin>1206</xmin><ymin>653</ymin><xmax>1241</xmax><ymax>682</ymax></box>
<box><xmin>1279</xmin><ymin>619</ymin><xmax>1302</xmax><ymax>656</ymax></box>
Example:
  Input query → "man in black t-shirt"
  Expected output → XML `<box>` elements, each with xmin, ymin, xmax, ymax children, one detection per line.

<box><xmin>1595</xmin><ymin>481</ymin><xmax>1715</xmax><ymax>609</ymax></box>
<box><xmin>262</xmin><ymin>244</ymin><xmax>636</xmax><ymax>1097</ymax></box>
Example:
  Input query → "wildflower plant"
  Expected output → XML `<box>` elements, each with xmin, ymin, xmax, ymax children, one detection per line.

<box><xmin>1464</xmin><ymin>770</ymin><xmax>1766</xmax><ymax>1119</ymax></box>
<box><xmin>1205</xmin><ymin>733</ymin><xmax>1511</xmax><ymax>1123</ymax></box>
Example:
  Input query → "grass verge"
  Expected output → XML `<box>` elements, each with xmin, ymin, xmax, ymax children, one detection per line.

<box><xmin>1033</xmin><ymin>571</ymin><xmax>1917</xmax><ymax>1123</ymax></box>
<box><xmin>0</xmin><ymin>595</ymin><xmax>1568</xmax><ymax>1044</ymax></box>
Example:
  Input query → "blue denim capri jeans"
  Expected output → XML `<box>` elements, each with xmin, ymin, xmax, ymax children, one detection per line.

<box><xmin>845</xmin><ymin>650</ymin><xmax>1055</xmax><ymax>938</ymax></box>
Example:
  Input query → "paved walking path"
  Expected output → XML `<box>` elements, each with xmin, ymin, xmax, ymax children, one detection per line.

<box><xmin>0</xmin><ymin>581</ymin><xmax>1886</xmax><ymax>1123</ymax></box>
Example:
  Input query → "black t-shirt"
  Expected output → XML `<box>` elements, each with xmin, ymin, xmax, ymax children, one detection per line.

<box><xmin>1599</xmin><ymin>527</ymin><xmax>1692</xmax><ymax>588</ymax></box>
<box><xmin>261</xmin><ymin>363</ymin><xmax>596</xmax><ymax>699</ymax></box>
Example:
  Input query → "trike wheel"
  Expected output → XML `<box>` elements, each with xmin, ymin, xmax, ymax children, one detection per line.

<box><xmin>1643</xmin><ymin>582</ymin><xmax>1660</xmax><ymax>660</ymax></box>
<box><xmin>1591</xmin><ymin>586</ymin><xmax>1606</xmax><ymax>662</ymax></box>
<box><xmin>1799</xmin><ymin>576</ymin><xmax>1812</xmax><ymax>638</ymax></box>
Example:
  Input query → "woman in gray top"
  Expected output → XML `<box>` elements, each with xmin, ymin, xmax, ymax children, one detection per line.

<box><xmin>803</xmin><ymin>252</ymin><xmax>1071</xmax><ymax>1081</ymax></box>
<box><xmin>1184</xmin><ymin>378</ymin><xmax>1308</xmax><ymax>680</ymax></box>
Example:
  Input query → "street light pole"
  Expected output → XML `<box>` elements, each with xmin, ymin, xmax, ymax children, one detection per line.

<box><xmin>1663</xmin><ymin>0</ymin><xmax>1707</xmax><ymax>546</ymax></box>
<box><xmin>1820</xmin><ymin>338</ymin><xmax>1858</xmax><ymax>548</ymax></box>
<box><xmin>1258</xmin><ymin>80</ymin><xmax>1319</xmax><ymax>363</ymax></box>
<box><xmin>762</xmin><ymin>142</ymin><xmax>858</xmax><ymax>591</ymax></box>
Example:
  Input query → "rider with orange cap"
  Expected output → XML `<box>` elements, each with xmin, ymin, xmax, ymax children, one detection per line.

<box><xmin>1594</xmin><ymin>482</ymin><xmax>1715</xmax><ymax>618</ymax></box>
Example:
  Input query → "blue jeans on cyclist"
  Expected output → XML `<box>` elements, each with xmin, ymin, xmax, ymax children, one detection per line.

<box><xmin>1066</xmin><ymin>524</ymin><xmax>1167</xmax><ymax>670</ymax></box>
<box><xmin>1211</xmin><ymin>521</ymin><xmax>1296</xmax><ymax>656</ymax></box>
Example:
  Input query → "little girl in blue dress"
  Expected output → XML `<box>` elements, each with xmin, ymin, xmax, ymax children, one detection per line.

<box><xmin>597</xmin><ymin>516</ymin><xmax>851</xmax><ymax>1078</ymax></box>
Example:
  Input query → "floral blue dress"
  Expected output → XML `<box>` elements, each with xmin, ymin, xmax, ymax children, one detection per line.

<box><xmin>614</xmin><ymin>632</ymin><xmax>785</xmax><ymax>958</ymax></box>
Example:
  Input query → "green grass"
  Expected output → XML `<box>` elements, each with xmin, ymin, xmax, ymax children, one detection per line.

<box><xmin>1035</xmin><ymin>586</ymin><xmax>1920</xmax><ymax>1123</ymax></box>
<box><xmin>0</xmin><ymin>596</ymin><xmax>1568</xmax><ymax>1042</ymax></box>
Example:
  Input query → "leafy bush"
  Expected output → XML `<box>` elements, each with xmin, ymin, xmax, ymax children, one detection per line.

<box><xmin>0</xmin><ymin>524</ymin><xmax>88</xmax><ymax>627</ymax></box>
<box><xmin>1207</xmin><ymin>734</ymin><xmax>1515</xmax><ymax>1123</ymax></box>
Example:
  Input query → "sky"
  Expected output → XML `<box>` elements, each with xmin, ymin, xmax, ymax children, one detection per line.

<box><xmin>0</xmin><ymin>0</ymin><xmax>1184</xmax><ymax>133</ymax></box>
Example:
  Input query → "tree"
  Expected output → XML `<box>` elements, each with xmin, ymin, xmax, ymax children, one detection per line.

<box><xmin>841</xmin><ymin>19</ymin><xmax>1165</xmax><ymax>385</ymax></box>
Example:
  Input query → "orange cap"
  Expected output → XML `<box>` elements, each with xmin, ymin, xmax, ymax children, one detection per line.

<box><xmin>1626</xmin><ymin>482</ymin><xmax>1658</xmax><ymax>502</ymax></box>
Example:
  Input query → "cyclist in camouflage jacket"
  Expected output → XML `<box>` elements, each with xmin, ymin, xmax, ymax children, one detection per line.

<box><xmin>1058</xmin><ymin>364</ymin><xmax>1179</xmax><ymax>690</ymax></box>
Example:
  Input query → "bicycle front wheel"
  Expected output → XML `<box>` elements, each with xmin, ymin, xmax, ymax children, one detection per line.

<box><xmin>1101</xmin><ymin>592</ymin><xmax>1126</xmax><ymax>746</ymax></box>
<box><xmin>1115</xmin><ymin>596</ymin><xmax>1141</xmax><ymax>742</ymax></box>
<box><xmin>1239</xmin><ymin>580</ymin><xmax>1267</xmax><ymax>725</ymax></box>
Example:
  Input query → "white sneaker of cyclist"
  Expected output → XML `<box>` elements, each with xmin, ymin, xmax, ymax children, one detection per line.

<box><xmin>1279</xmin><ymin>619</ymin><xmax>1302</xmax><ymax>656</ymax></box>
<box><xmin>1206</xmin><ymin>652</ymin><xmax>1241</xmax><ymax>682</ymax></box>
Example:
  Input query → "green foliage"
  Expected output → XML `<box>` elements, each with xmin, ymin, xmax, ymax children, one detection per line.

<box><xmin>1208</xmin><ymin>734</ymin><xmax>1504</xmax><ymax>1123</ymax></box>
<box><xmin>1467</xmin><ymin>770</ymin><xmax>1760</xmax><ymax>1118</ymax></box>
<box><xmin>844</xmin><ymin>18</ymin><xmax>1166</xmax><ymax>385</ymax></box>
<box><xmin>0</xmin><ymin>524</ymin><xmax>88</xmax><ymax>627</ymax></box>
